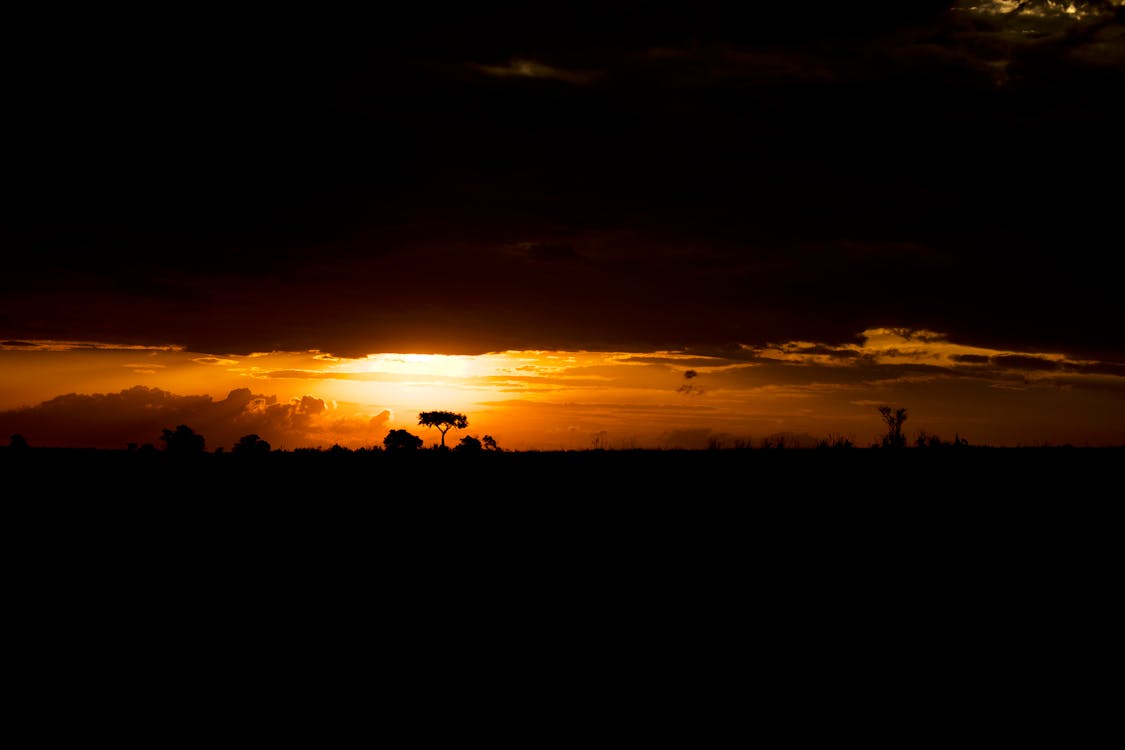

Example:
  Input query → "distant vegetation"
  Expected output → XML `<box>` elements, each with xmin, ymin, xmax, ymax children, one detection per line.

<box><xmin>7</xmin><ymin>405</ymin><xmax>1112</xmax><ymax>460</ymax></box>
<box><xmin>877</xmin><ymin>406</ymin><xmax>909</xmax><ymax>449</ymax></box>
<box><xmin>5</xmin><ymin>401</ymin><xmax>1119</xmax><ymax>511</ymax></box>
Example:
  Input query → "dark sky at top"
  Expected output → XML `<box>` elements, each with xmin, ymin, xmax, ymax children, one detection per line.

<box><xmin>3</xmin><ymin>1</ymin><xmax>1123</xmax><ymax>358</ymax></box>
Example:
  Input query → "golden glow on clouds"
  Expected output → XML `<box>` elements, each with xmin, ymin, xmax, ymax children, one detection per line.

<box><xmin>954</xmin><ymin>0</ymin><xmax>1125</xmax><ymax>82</ymax></box>
<box><xmin>963</xmin><ymin>0</ymin><xmax>1100</xmax><ymax>18</ymax></box>
<box><xmin>0</xmin><ymin>340</ymin><xmax>183</xmax><ymax>352</ymax></box>
<box><xmin>2</xmin><ymin>329</ymin><xmax>1124</xmax><ymax>449</ymax></box>
<box><xmin>471</xmin><ymin>58</ymin><xmax>596</xmax><ymax>85</ymax></box>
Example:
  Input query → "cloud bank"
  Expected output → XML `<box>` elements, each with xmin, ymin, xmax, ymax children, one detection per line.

<box><xmin>0</xmin><ymin>386</ymin><xmax>390</xmax><ymax>450</ymax></box>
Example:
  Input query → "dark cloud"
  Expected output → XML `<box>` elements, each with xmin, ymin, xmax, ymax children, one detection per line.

<box><xmin>785</xmin><ymin>345</ymin><xmax>864</xmax><ymax>359</ymax></box>
<box><xmin>1066</xmin><ymin>361</ymin><xmax>1125</xmax><ymax>377</ymax></box>
<box><xmin>617</xmin><ymin>355</ymin><xmax>734</xmax><ymax>367</ymax></box>
<box><xmin>510</xmin><ymin>242</ymin><xmax>581</xmax><ymax>262</ymax></box>
<box><xmin>992</xmin><ymin>355</ymin><xmax>1062</xmax><ymax>371</ymax></box>
<box><xmin>0</xmin><ymin>387</ymin><xmax>214</xmax><ymax>449</ymax></box>
<box><xmin>0</xmin><ymin>386</ymin><xmax>385</xmax><ymax>450</ymax></box>
<box><xmin>2</xmin><ymin>3</ymin><xmax>1122</xmax><ymax>360</ymax></box>
<box><xmin>471</xmin><ymin>59</ymin><xmax>599</xmax><ymax>85</ymax></box>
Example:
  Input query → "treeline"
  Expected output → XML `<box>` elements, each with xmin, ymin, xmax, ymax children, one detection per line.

<box><xmin>3</xmin><ymin>437</ymin><xmax>1119</xmax><ymax>504</ymax></box>
<box><xmin>0</xmin><ymin>405</ymin><xmax>1104</xmax><ymax>457</ymax></box>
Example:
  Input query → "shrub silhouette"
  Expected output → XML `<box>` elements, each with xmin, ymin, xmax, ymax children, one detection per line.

<box><xmin>418</xmin><ymin>411</ymin><xmax>468</xmax><ymax>449</ymax></box>
<box><xmin>816</xmin><ymin>433</ymin><xmax>853</xmax><ymax>450</ymax></box>
<box><xmin>455</xmin><ymin>435</ymin><xmax>482</xmax><ymax>453</ymax></box>
<box><xmin>233</xmin><ymin>433</ymin><xmax>271</xmax><ymax>457</ymax></box>
<box><xmin>384</xmin><ymin>429</ymin><xmax>423</xmax><ymax>451</ymax></box>
<box><xmin>915</xmin><ymin>431</ymin><xmax>969</xmax><ymax>449</ymax></box>
<box><xmin>159</xmin><ymin>424</ymin><xmax>205</xmax><ymax>455</ymax></box>
<box><xmin>9</xmin><ymin>434</ymin><xmax>29</xmax><ymax>450</ymax></box>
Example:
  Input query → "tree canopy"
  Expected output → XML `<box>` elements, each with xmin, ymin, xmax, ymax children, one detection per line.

<box><xmin>417</xmin><ymin>411</ymin><xmax>468</xmax><ymax>448</ymax></box>
<box><xmin>160</xmin><ymin>424</ymin><xmax>205</xmax><ymax>455</ymax></box>
<box><xmin>233</xmin><ymin>433</ymin><xmax>271</xmax><ymax>457</ymax></box>
<box><xmin>384</xmin><ymin>429</ymin><xmax>423</xmax><ymax>451</ymax></box>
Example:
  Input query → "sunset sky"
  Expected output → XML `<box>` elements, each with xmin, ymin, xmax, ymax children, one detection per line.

<box><xmin>3</xmin><ymin>2</ymin><xmax>1124</xmax><ymax>450</ymax></box>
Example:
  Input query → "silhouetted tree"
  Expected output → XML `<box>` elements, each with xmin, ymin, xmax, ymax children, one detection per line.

<box><xmin>418</xmin><ymin>411</ymin><xmax>468</xmax><ymax>449</ymax></box>
<box><xmin>384</xmin><ymin>429</ymin><xmax>423</xmax><ymax>451</ymax></box>
<box><xmin>233</xmin><ymin>433</ymin><xmax>271</xmax><ymax>457</ymax></box>
<box><xmin>482</xmin><ymin>435</ymin><xmax>501</xmax><ymax>452</ymax></box>
<box><xmin>878</xmin><ymin>407</ymin><xmax>908</xmax><ymax>449</ymax></box>
<box><xmin>9</xmin><ymin>434</ymin><xmax>29</xmax><ymax>450</ymax></box>
<box><xmin>817</xmin><ymin>433</ymin><xmax>853</xmax><ymax>450</ymax></box>
<box><xmin>159</xmin><ymin>424</ymin><xmax>205</xmax><ymax>455</ymax></box>
<box><xmin>455</xmin><ymin>435</ymin><xmax>482</xmax><ymax>453</ymax></box>
<box><xmin>915</xmin><ymin>431</ymin><xmax>941</xmax><ymax>449</ymax></box>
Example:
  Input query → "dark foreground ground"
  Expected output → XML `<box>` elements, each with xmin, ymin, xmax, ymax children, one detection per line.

<box><xmin>3</xmin><ymin>444</ymin><xmax>1118</xmax><ymax>564</ymax></box>
<box><xmin>3</xmin><ymin>442</ymin><xmax>1120</xmax><ymax>498</ymax></box>
<box><xmin>2</xmin><ymin>445</ymin><xmax>1119</xmax><ymax>738</ymax></box>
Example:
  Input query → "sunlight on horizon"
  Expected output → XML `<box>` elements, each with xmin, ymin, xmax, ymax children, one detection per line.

<box><xmin>3</xmin><ymin>329</ymin><xmax>1125</xmax><ymax>450</ymax></box>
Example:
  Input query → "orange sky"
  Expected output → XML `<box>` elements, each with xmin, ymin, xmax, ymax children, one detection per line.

<box><xmin>3</xmin><ymin>328</ymin><xmax>1123</xmax><ymax>450</ymax></box>
<box><xmin>5</xmin><ymin>4</ymin><xmax>1123</xmax><ymax>452</ymax></box>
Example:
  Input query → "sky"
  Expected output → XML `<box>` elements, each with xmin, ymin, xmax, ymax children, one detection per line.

<box><xmin>2</xmin><ymin>1</ymin><xmax>1124</xmax><ymax>450</ymax></box>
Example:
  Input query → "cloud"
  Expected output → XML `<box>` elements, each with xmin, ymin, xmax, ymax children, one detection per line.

<box><xmin>616</xmin><ymin>354</ymin><xmax>737</xmax><ymax>367</ymax></box>
<box><xmin>780</xmin><ymin>345</ymin><xmax>865</xmax><ymax>360</ymax></box>
<box><xmin>472</xmin><ymin>58</ymin><xmax>597</xmax><ymax>84</ymax></box>
<box><xmin>950</xmin><ymin>0</ymin><xmax>1125</xmax><ymax>83</ymax></box>
<box><xmin>1</xmin><ymin>3</ymin><xmax>1121</xmax><ymax>365</ymax></box>
<box><xmin>507</xmin><ymin>242</ymin><xmax>580</xmax><ymax>262</ymax></box>
<box><xmin>0</xmin><ymin>386</ymin><xmax>390</xmax><ymax>450</ymax></box>
<box><xmin>992</xmin><ymin>355</ymin><xmax>1062</xmax><ymax>371</ymax></box>
<box><xmin>1068</xmin><ymin>361</ymin><xmax>1125</xmax><ymax>377</ymax></box>
<box><xmin>0</xmin><ymin>340</ymin><xmax>183</xmax><ymax>352</ymax></box>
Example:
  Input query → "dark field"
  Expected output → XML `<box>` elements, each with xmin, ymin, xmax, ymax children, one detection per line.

<box><xmin>4</xmin><ymin>445</ymin><xmax>1119</xmax><ymax>554</ymax></box>
<box><xmin>3</xmin><ymin>444</ymin><xmax>1117</xmax><ymax>737</ymax></box>
<box><xmin>3</xmin><ymin>442</ymin><xmax>1120</xmax><ymax>496</ymax></box>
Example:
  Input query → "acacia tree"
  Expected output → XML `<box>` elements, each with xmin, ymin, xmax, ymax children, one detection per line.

<box><xmin>878</xmin><ymin>406</ymin><xmax>908</xmax><ymax>449</ymax></box>
<box><xmin>418</xmin><ymin>411</ymin><xmax>468</xmax><ymax>449</ymax></box>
